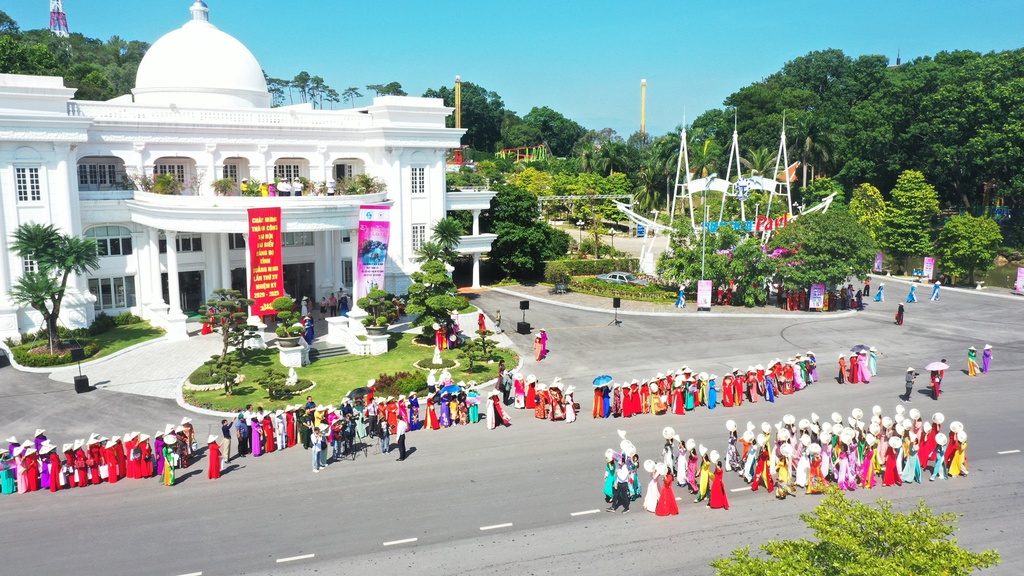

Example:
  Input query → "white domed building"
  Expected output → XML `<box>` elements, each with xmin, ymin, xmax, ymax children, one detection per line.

<box><xmin>0</xmin><ymin>1</ymin><xmax>495</xmax><ymax>347</ymax></box>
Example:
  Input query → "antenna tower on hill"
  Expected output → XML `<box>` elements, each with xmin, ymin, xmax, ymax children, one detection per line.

<box><xmin>49</xmin><ymin>0</ymin><xmax>69</xmax><ymax>37</ymax></box>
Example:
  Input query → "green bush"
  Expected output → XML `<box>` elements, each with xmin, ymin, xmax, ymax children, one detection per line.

<box><xmin>12</xmin><ymin>340</ymin><xmax>101</xmax><ymax>367</ymax></box>
<box><xmin>89</xmin><ymin>313</ymin><xmax>117</xmax><ymax>335</ymax></box>
<box><xmin>372</xmin><ymin>370</ymin><xmax>428</xmax><ymax>397</ymax></box>
<box><xmin>569</xmin><ymin>277</ymin><xmax>676</xmax><ymax>302</ymax></box>
<box><xmin>544</xmin><ymin>258</ymin><xmax>640</xmax><ymax>283</ymax></box>
<box><xmin>113</xmin><ymin>311</ymin><xmax>143</xmax><ymax>325</ymax></box>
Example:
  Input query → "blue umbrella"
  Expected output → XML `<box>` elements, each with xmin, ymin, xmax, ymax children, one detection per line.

<box><xmin>593</xmin><ymin>375</ymin><xmax>613</xmax><ymax>387</ymax></box>
<box><xmin>439</xmin><ymin>384</ymin><xmax>462</xmax><ymax>395</ymax></box>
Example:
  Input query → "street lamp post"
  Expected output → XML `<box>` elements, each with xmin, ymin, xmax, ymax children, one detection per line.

<box><xmin>576</xmin><ymin>219</ymin><xmax>584</xmax><ymax>248</ymax></box>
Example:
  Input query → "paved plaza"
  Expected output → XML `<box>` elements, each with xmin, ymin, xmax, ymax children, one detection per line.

<box><xmin>0</xmin><ymin>276</ymin><xmax>1021</xmax><ymax>575</ymax></box>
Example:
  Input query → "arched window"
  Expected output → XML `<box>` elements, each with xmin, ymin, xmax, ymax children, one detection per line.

<box><xmin>85</xmin><ymin>225</ymin><xmax>133</xmax><ymax>256</ymax></box>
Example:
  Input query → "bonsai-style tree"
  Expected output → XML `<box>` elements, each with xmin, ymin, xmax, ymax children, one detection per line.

<box><xmin>271</xmin><ymin>296</ymin><xmax>304</xmax><ymax>338</ymax></box>
<box><xmin>207</xmin><ymin>352</ymin><xmax>243</xmax><ymax>396</ymax></box>
<box><xmin>206</xmin><ymin>288</ymin><xmax>256</xmax><ymax>362</ymax></box>
<box><xmin>405</xmin><ymin>258</ymin><xmax>468</xmax><ymax>341</ymax></box>
<box><xmin>9</xmin><ymin>223</ymin><xmax>100</xmax><ymax>354</ymax></box>
<box><xmin>457</xmin><ymin>337</ymin><xmax>488</xmax><ymax>371</ymax></box>
<box><xmin>356</xmin><ymin>288</ymin><xmax>397</xmax><ymax>327</ymax></box>
<box><xmin>474</xmin><ymin>328</ymin><xmax>497</xmax><ymax>356</ymax></box>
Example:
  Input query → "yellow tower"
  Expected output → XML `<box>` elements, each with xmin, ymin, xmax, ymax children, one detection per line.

<box><xmin>455</xmin><ymin>75</ymin><xmax>462</xmax><ymax>129</ymax></box>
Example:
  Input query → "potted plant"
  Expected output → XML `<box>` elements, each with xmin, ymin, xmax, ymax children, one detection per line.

<box><xmin>357</xmin><ymin>288</ymin><xmax>396</xmax><ymax>335</ymax></box>
<box><xmin>271</xmin><ymin>296</ymin><xmax>304</xmax><ymax>347</ymax></box>
<box><xmin>212</xmin><ymin>177</ymin><xmax>237</xmax><ymax>196</ymax></box>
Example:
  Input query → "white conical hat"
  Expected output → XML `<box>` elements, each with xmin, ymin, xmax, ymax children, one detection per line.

<box><xmin>800</xmin><ymin>434</ymin><xmax>811</xmax><ymax>447</ymax></box>
<box><xmin>932</xmin><ymin>412</ymin><xmax>945</xmax><ymax>424</ymax></box>
<box><xmin>888</xmin><ymin>437</ymin><xmax>901</xmax><ymax>449</ymax></box>
<box><xmin>207</xmin><ymin>435</ymin><xmax>218</xmax><ymax>444</ymax></box>
<box><xmin>605</xmin><ymin>449</ymin><xmax>615</xmax><ymax>461</ymax></box>
<box><xmin>662</xmin><ymin>426</ymin><xmax>676</xmax><ymax>440</ymax></box>
<box><xmin>958</xmin><ymin>431</ymin><xmax>967</xmax><ymax>442</ymax></box>
<box><xmin>761</xmin><ymin>422</ymin><xmax>771</xmax><ymax>434</ymax></box>
<box><xmin>709</xmin><ymin>450</ymin><xmax>720</xmax><ymax>462</ymax></box>
<box><xmin>756</xmin><ymin>433</ymin><xmax>767</xmax><ymax>446</ymax></box>
<box><xmin>852</xmin><ymin>408</ymin><xmax>863</xmax><ymax>420</ymax></box>
<box><xmin>783</xmin><ymin>414</ymin><xmax>795</xmax><ymax>425</ymax></box>
<box><xmin>872</xmin><ymin>405</ymin><xmax>882</xmax><ymax>416</ymax></box>
<box><xmin>655</xmin><ymin>462</ymin><xmax>667</xmax><ymax>476</ymax></box>
<box><xmin>780</xmin><ymin>444</ymin><xmax>792</xmax><ymax>457</ymax></box>
<box><xmin>798</xmin><ymin>418</ymin><xmax>810</xmax><ymax>430</ymax></box>
<box><xmin>685</xmin><ymin>438</ymin><xmax>696</xmax><ymax>451</ymax></box>
<box><xmin>180</xmin><ymin>417</ymin><xmax>192</xmax><ymax>425</ymax></box>
<box><xmin>831</xmin><ymin>412</ymin><xmax>842</xmax><ymax>424</ymax></box>
<box><xmin>777</xmin><ymin>429</ymin><xmax>791</xmax><ymax>442</ymax></box>
<box><xmin>643</xmin><ymin>459</ymin><xmax>656</xmax><ymax>473</ymax></box>
<box><xmin>746</xmin><ymin>421</ymin><xmax>755</xmax><ymax>432</ymax></box>
<box><xmin>725</xmin><ymin>420</ymin><xmax>737</xmax><ymax>432</ymax></box>
<box><xmin>935</xmin><ymin>433</ymin><xmax>948</xmax><ymax>446</ymax></box>
<box><xmin>909</xmin><ymin>409</ymin><xmax>921</xmax><ymax>420</ymax></box>
<box><xmin>742</xmin><ymin>430</ymin><xmax>754</xmax><ymax>442</ymax></box>
<box><xmin>699</xmin><ymin>444</ymin><xmax>708</xmax><ymax>457</ymax></box>
<box><xmin>34</xmin><ymin>429</ymin><xmax>45</xmax><ymax>437</ymax></box>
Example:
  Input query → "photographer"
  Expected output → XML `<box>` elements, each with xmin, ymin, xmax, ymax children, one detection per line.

<box><xmin>902</xmin><ymin>368</ymin><xmax>919</xmax><ymax>402</ymax></box>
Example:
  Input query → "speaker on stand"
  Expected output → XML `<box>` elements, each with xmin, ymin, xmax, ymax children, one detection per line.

<box><xmin>608</xmin><ymin>297</ymin><xmax>622</xmax><ymax>326</ymax></box>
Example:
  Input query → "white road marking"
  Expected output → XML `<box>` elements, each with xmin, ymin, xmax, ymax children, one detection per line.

<box><xmin>675</xmin><ymin>497</ymin><xmax>682</xmax><ymax>501</ymax></box>
<box><xmin>383</xmin><ymin>538</ymin><xmax>418</xmax><ymax>546</ymax></box>
<box><xmin>480</xmin><ymin>523</ymin><xmax>513</xmax><ymax>531</ymax></box>
<box><xmin>276</xmin><ymin>554</ymin><xmax>314</xmax><ymax>563</ymax></box>
<box><xmin>177</xmin><ymin>573</ymin><xmax>202</xmax><ymax>576</ymax></box>
<box><xmin>998</xmin><ymin>449</ymin><xmax>1020</xmax><ymax>455</ymax></box>
<box><xmin>570</xmin><ymin>509</ymin><xmax>600</xmax><ymax>516</ymax></box>
<box><xmin>730</xmin><ymin>487</ymin><xmax>749</xmax><ymax>493</ymax></box>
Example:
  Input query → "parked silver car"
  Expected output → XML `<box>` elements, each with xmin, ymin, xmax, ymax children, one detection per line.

<box><xmin>595</xmin><ymin>271</ymin><xmax>649</xmax><ymax>286</ymax></box>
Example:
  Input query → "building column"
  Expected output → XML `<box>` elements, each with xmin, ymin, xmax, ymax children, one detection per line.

<box><xmin>472</xmin><ymin>253</ymin><xmax>481</xmax><ymax>289</ymax></box>
<box><xmin>165</xmin><ymin>231</ymin><xmax>182</xmax><ymax>315</ymax></box>
<box><xmin>147</xmin><ymin>227</ymin><xmax>163</xmax><ymax>306</ymax></box>
<box><xmin>472</xmin><ymin>209</ymin><xmax>481</xmax><ymax>236</ymax></box>
<box><xmin>220</xmin><ymin>233</ymin><xmax>232</xmax><ymax>295</ymax></box>
<box><xmin>333</xmin><ymin>231</ymin><xmax>345</xmax><ymax>291</ymax></box>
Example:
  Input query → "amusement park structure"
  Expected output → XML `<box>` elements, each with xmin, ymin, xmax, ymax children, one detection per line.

<box><xmin>49</xmin><ymin>0</ymin><xmax>69</xmax><ymax>37</ymax></box>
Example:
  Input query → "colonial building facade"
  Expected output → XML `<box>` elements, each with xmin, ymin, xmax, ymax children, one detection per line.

<box><xmin>0</xmin><ymin>1</ymin><xmax>495</xmax><ymax>342</ymax></box>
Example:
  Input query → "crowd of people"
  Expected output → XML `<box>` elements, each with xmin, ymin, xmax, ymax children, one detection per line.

<box><xmin>602</xmin><ymin>429</ymin><xmax>729</xmax><ymax>516</ymax></box>
<box><xmin>723</xmin><ymin>406</ymin><xmax>967</xmax><ymax>499</ymax></box>
<box><xmin>590</xmin><ymin>351</ymin><xmax>821</xmax><ymax>419</ymax></box>
<box><xmin>0</xmin><ymin>418</ymin><xmax>210</xmax><ymax>494</ymax></box>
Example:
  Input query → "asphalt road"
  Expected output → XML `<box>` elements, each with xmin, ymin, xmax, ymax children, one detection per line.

<box><xmin>1</xmin><ymin>281</ymin><xmax>1021</xmax><ymax>576</ymax></box>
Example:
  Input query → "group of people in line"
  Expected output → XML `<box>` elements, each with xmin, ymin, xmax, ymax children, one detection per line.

<box><xmin>591</xmin><ymin>352</ymin><xmax>820</xmax><ymax>420</ymax></box>
<box><xmin>502</xmin><ymin>374</ymin><xmax>578</xmax><ymax>424</ymax></box>
<box><xmin>602</xmin><ymin>429</ymin><xmax>729</xmax><ymax>516</ymax></box>
<box><xmin>1</xmin><ymin>417</ymin><xmax>205</xmax><ymax>494</ymax></box>
<box><xmin>723</xmin><ymin>406</ymin><xmax>967</xmax><ymax>499</ymax></box>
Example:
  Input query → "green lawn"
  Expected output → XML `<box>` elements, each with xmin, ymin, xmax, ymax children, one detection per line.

<box><xmin>11</xmin><ymin>322</ymin><xmax>165</xmax><ymax>367</ymax></box>
<box><xmin>89</xmin><ymin>322</ymin><xmax>166</xmax><ymax>356</ymax></box>
<box><xmin>185</xmin><ymin>332</ymin><xmax>519</xmax><ymax>413</ymax></box>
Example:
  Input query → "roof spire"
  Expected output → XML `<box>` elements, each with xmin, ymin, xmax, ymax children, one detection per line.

<box><xmin>190</xmin><ymin>1</ymin><xmax>210</xmax><ymax>22</ymax></box>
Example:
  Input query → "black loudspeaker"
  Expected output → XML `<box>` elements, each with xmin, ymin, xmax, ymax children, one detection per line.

<box><xmin>70</xmin><ymin>348</ymin><xmax>86</xmax><ymax>362</ymax></box>
<box><xmin>74</xmin><ymin>375</ymin><xmax>90</xmax><ymax>393</ymax></box>
<box><xmin>613</xmin><ymin>297</ymin><xmax>621</xmax><ymax>309</ymax></box>
<box><xmin>0</xmin><ymin>352</ymin><xmax>9</xmax><ymax>368</ymax></box>
<box><xmin>516</xmin><ymin>321</ymin><xmax>531</xmax><ymax>335</ymax></box>
<box><xmin>519</xmin><ymin>300</ymin><xmax>530</xmax><ymax>311</ymax></box>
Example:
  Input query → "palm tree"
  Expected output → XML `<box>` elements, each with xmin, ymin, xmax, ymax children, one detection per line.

<box><xmin>431</xmin><ymin>216</ymin><xmax>465</xmax><ymax>263</ymax></box>
<box><xmin>741</xmin><ymin>146</ymin><xmax>778</xmax><ymax>177</ymax></box>
<box><xmin>790</xmin><ymin>115</ymin><xmax>834</xmax><ymax>188</ymax></box>
<box><xmin>413</xmin><ymin>240</ymin><xmax>446</xmax><ymax>264</ymax></box>
<box><xmin>9</xmin><ymin>223</ymin><xmax>100</xmax><ymax>354</ymax></box>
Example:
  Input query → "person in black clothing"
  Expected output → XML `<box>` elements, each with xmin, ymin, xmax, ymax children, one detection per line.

<box><xmin>235</xmin><ymin>413</ymin><xmax>249</xmax><ymax>457</ymax></box>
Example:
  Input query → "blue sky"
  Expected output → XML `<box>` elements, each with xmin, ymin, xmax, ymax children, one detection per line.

<box><xmin>8</xmin><ymin>1</ymin><xmax>1024</xmax><ymax>138</ymax></box>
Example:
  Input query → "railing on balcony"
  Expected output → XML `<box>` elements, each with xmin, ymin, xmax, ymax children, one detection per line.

<box><xmin>79</xmin><ymin>189</ymin><xmax>135</xmax><ymax>201</ymax></box>
<box><xmin>67</xmin><ymin>101</ymin><xmax>374</xmax><ymax>129</ymax></box>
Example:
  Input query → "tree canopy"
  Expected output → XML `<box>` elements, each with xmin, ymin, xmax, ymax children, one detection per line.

<box><xmin>711</xmin><ymin>488</ymin><xmax>1000</xmax><ymax>575</ymax></box>
<box><xmin>881</xmin><ymin>170</ymin><xmax>940</xmax><ymax>270</ymax></box>
<box><xmin>937</xmin><ymin>214</ymin><xmax>1002</xmax><ymax>283</ymax></box>
<box><xmin>769</xmin><ymin>207</ymin><xmax>876</xmax><ymax>288</ymax></box>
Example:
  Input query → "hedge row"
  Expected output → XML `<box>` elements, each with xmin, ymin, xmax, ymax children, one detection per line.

<box><xmin>569</xmin><ymin>277</ymin><xmax>677</xmax><ymax>303</ymax></box>
<box><xmin>544</xmin><ymin>258</ymin><xmax>640</xmax><ymax>283</ymax></box>
<box><xmin>13</xmin><ymin>340</ymin><xmax>101</xmax><ymax>367</ymax></box>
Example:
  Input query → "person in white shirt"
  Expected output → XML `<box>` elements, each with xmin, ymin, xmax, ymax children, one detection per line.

<box><xmin>293</xmin><ymin>178</ymin><xmax>303</xmax><ymax>196</ymax></box>
<box><xmin>277</xmin><ymin>179</ymin><xmax>292</xmax><ymax>197</ymax></box>
<box><xmin>395</xmin><ymin>417</ymin><xmax>409</xmax><ymax>461</ymax></box>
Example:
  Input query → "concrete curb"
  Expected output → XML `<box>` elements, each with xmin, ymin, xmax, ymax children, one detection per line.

<box><xmin>489</xmin><ymin>287</ymin><xmax>860</xmax><ymax>320</ymax></box>
<box><xmin>4</xmin><ymin>335</ymin><xmax>170</xmax><ymax>374</ymax></box>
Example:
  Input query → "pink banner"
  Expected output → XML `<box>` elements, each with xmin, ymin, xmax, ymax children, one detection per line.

<box><xmin>809</xmin><ymin>283</ymin><xmax>826</xmax><ymax>309</ymax></box>
<box><xmin>356</xmin><ymin>205</ymin><xmax>391</xmax><ymax>300</ymax></box>
<box><xmin>922</xmin><ymin>257</ymin><xmax>935</xmax><ymax>280</ymax></box>
<box><xmin>1016</xmin><ymin>267</ymin><xmax>1024</xmax><ymax>292</ymax></box>
<box><xmin>874</xmin><ymin>252</ymin><xmax>883</xmax><ymax>273</ymax></box>
<box><xmin>697</xmin><ymin>280</ymin><xmax>713</xmax><ymax>309</ymax></box>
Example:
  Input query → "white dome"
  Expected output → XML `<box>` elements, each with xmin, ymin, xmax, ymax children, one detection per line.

<box><xmin>132</xmin><ymin>2</ymin><xmax>270</xmax><ymax>108</ymax></box>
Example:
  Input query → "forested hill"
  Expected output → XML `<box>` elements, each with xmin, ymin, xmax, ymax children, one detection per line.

<box><xmin>690</xmin><ymin>48</ymin><xmax>1024</xmax><ymax>212</ymax></box>
<box><xmin>0</xmin><ymin>10</ymin><xmax>148</xmax><ymax>101</ymax></box>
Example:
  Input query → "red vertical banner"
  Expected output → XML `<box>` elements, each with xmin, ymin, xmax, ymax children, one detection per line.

<box><xmin>248</xmin><ymin>207</ymin><xmax>283</xmax><ymax>316</ymax></box>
